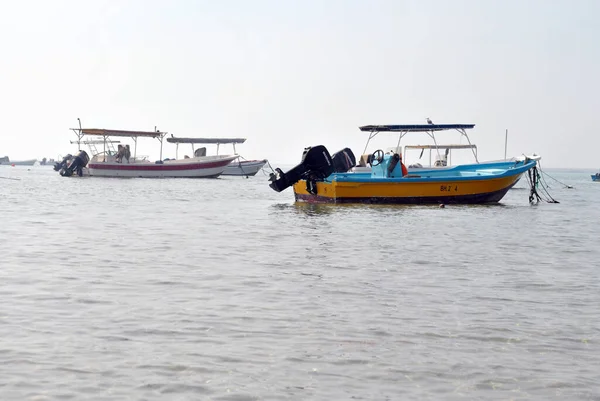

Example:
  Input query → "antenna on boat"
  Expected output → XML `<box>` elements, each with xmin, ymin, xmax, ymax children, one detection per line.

<box><xmin>155</xmin><ymin>126</ymin><xmax>165</xmax><ymax>160</ymax></box>
<box><xmin>504</xmin><ymin>129</ymin><xmax>508</xmax><ymax>160</ymax></box>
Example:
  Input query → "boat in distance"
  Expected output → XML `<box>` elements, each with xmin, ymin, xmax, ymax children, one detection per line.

<box><xmin>268</xmin><ymin>123</ymin><xmax>541</xmax><ymax>205</ymax></box>
<box><xmin>59</xmin><ymin>123</ymin><xmax>238</xmax><ymax>178</ymax></box>
<box><xmin>223</xmin><ymin>159</ymin><xmax>268</xmax><ymax>176</ymax></box>
<box><xmin>166</xmin><ymin>136</ymin><xmax>268</xmax><ymax>177</ymax></box>
<box><xmin>0</xmin><ymin>156</ymin><xmax>37</xmax><ymax>166</ymax></box>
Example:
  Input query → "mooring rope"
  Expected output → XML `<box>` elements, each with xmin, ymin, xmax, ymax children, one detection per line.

<box><xmin>539</xmin><ymin>168</ymin><xmax>573</xmax><ymax>189</ymax></box>
<box><xmin>527</xmin><ymin>165</ymin><xmax>559</xmax><ymax>204</ymax></box>
<box><xmin>261</xmin><ymin>160</ymin><xmax>276</xmax><ymax>176</ymax></box>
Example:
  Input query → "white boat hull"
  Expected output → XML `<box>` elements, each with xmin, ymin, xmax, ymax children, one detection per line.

<box><xmin>87</xmin><ymin>155</ymin><xmax>238</xmax><ymax>178</ymax></box>
<box><xmin>0</xmin><ymin>159</ymin><xmax>37</xmax><ymax>166</ymax></box>
<box><xmin>222</xmin><ymin>159</ymin><xmax>267</xmax><ymax>176</ymax></box>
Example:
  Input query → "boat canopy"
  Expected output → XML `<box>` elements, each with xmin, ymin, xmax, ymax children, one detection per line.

<box><xmin>69</xmin><ymin>119</ymin><xmax>171</xmax><ymax>160</ymax></box>
<box><xmin>404</xmin><ymin>144</ymin><xmax>476</xmax><ymax>150</ymax></box>
<box><xmin>166</xmin><ymin>137</ymin><xmax>246</xmax><ymax>144</ymax></box>
<box><xmin>70</xmin><ymin>128</ymin><xmax>167</xmax><ymax>138</ymax></box>
<box><xmin>359</xmin><ymin>123</ymin><xmax>478</xmax><ymax>163</ymax></box>
<box><xmin>70</xmin><ymin>140</ymin><xmax>121</xmax><ymax>145</ymax></box>
<box><xmin>167</xmin><ymin>136</ymin><xmax>247</xmax><ymax>159</ymax></box>
<box><xmin>359</xmin><ymin>124</ymin><xmax>475</xmax><ymax>132</ymax></box>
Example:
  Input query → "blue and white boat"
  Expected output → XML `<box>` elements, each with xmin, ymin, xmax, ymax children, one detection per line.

<box><xmin>269</xmin><ymin>143</ymin><xmax>542</xmax><ymax>205</ymax></box>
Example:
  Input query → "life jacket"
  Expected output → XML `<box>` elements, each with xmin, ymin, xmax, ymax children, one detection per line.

<box><xmin>401</xmin><ymin>161</ymin><xmax>408</xmax><ymax>176</ymax></box>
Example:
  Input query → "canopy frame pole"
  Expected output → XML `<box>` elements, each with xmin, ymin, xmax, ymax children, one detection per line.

<box><xmin>77</xmin><ymin>118</ymin><xmax>83</xmax><ymax>151</ymax></box>
<box><xmin>154</xmin><ymin>135</ymin><xmax>164</xmax><ymax>160</ymax></box>
<box><xmin>425</xmin><ymin>129</ymin><xmax>442</xmax><ymax>163</ymax></box>
<box><xmin>159</xmin><ymin>135</ymin><xmax>164</xmax><ymax>161</ymax></box>
<box><xmin>70</xmin><ymin>119</ymin><xmax>84</xmax><ymax>152</ymax></box>
<box><xmin>176</xmin><ymin>143</ymin><xmax>179</xmax><ymax>159</ymax></box>
<box><xmin>392</xmin><ymin>130</ymin><xmax>410</xmax><ymax>155</ymax></box>
<box><xmin>233</xmin><ymin>143</ymin><xmax>237</xmax><ymax>154</ymax></box>
<box><xmin>504</xmin><ymin>129</ymin><xmax>508</xmax><ymax>160</ymax></box>
<box><xmin>395</xmin><ymin>131</ymin><xmax>404</xmax><ymax>154</ymax></box>
<box><xmin>457</xmin><ymin>128</ymin><xmax>478</xmax><ymax>162</ymax></box>
<box><xmin>75</xmin><ymin>130</ymin><xmax>84</xmax><ymax>152</ymax></box>
<box><xmin>362</xmin><ymin>131</ymin><xmax>379</xmax><ymax>155</ymax></box>
<box><xmin>134</xmin><ymin>137</ymin><xmax>138</xmax><ymax>160</ymax></box>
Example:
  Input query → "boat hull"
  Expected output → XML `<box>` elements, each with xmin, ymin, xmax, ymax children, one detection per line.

<box><xmin>222</xmin><ymin>159</ymin><xmax>267</xmax><ymax>176</ymax></box>
<box><xmin>293</xmin><ymin>161</ymin><xmax>534</xmax><ymax>204</ymax></box>
<box><xmin>87</xmin><ymin>155</ymin><xmax>237</xmax><ymax>178</ymax></box>
<box><xmin>0</xmin><ymin>159</ymin><xmax>37</xmax><ymax>166</ymax></box>
<box><xmin>592</xmin><ymin>174</ymin><xmax>600</xmax><ymax>182</ymax></box>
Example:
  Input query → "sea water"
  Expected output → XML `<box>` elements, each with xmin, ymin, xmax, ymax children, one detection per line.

<box><xmin>0</xmin><ymin>166</ymin><xmax>599</xmax><ymax>400</ymax></box>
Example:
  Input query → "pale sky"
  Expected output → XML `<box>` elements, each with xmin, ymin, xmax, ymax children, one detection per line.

<box><xmin>0</xmin><ymin>0</ymin><xmax>597</xmax><ymax>167</ymax></box>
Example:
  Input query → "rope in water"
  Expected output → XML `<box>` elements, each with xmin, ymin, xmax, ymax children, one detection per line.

<box><xmin>540</xmin><ymin>168</ymin><xmax>573</xmax><ymax>189</ymax></box>
<box><xmin>527</xmin><ymin>165</ymin><xmax>559</xmax><ymax>204</ymax></box>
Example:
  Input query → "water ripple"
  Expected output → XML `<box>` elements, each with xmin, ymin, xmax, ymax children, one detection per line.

<box><xmin>0</xmin><ymin>167</ymin><xmax>599</xmax><ymax>399</ymax></box>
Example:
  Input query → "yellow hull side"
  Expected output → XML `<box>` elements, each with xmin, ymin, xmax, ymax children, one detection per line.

<box><xmin>293</xmin><ymin>175</ymin><xmax>522</xmax><ymax>203</ymax></box>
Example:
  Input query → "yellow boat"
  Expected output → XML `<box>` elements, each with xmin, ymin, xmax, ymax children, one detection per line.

<box><xmin>268</xmin><ymin>124</ymin><xmax>541</xmax><ymax>205</ymax></box>
<box><xmin>291</xmin><ymin>160</ymin><xmax>533</xmax><ymax>204</ymax></box>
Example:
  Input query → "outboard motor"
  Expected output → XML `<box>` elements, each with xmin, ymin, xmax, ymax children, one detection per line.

<box><xmin>331</xmin><ymin>147</ymin><xmax>356</xmax><ymax>173</ymax></box>
<box><xmin>60</xmin><ymin>150</ymin><xmax>89</xmax><ymax>177</ymax></box>
<box><xmin>269</xmin><ymin>145</ymin><xmax>356</xmax><ymax>193</ymax></box>
<box><xmin>54</xmin><ymin>154</ymin><xmax>73</xmax><ymax>171</ymax></box>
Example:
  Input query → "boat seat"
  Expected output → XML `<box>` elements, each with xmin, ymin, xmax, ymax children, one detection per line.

<box><xmin>194</xmin><ymin>147</ymin><xmax>207</xmax><ymax>157</ymax></box>
<box><xmin>358</xmin><ymin>154</ymin><xmax>370</xmax><ymax>167</ymax></box>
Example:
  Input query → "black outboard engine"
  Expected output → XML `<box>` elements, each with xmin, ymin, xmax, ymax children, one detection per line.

<box><xmin>269</xmin><ymin>145</ymin><xmax>356</xmax><ymax>193</ymax></box>
<box><xmin>60</xmin><ymin>150</ymin><xmax>90</xmax><ymax>177</ymax></box>
<box><xmin>54</xmin><ymin>154</ymin><xmax>73</xmax><ymax>171</ymax></box>
<box><xmin>331</xmin><ymin>147</ymin><xmax>356</xmax><ymax>173</ymax></box>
